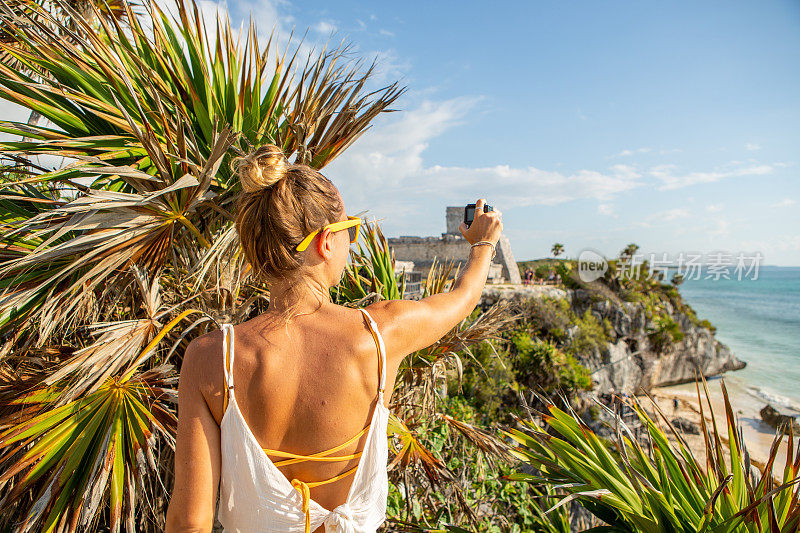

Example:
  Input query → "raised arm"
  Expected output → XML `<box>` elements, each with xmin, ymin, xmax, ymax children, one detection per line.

<box><xmin>369</xmin><ymin>198</ymin><xmax>503</xmax><ymax>364</ymax></box>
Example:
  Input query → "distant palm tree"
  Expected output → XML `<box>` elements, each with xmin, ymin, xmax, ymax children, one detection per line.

<box><xmin>620</xmin><ymin>242</ymin><xmax>640</xmax><ymax>260</ymax></box>
<box><xmin>551</xmin><ymin>243</ymin><xmax>564</xmax><ymax>257</ymax></box>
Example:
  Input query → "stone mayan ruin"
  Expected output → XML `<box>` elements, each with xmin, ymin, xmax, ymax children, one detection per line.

<box><xmin>388</xmin><ymin>207</ymin><xmax>522</xmax><ymax>293</ymax></box>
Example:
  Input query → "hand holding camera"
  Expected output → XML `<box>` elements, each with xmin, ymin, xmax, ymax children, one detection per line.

<box><xmin>459</xmin><ymin>198</ymin><xmax>503</xmax><ymax>249</ymax></box>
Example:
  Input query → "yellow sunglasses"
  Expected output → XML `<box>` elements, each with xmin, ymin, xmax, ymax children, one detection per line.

<box><xmin>295</xmin><ymin>215</ymin><xmax>362</xmax><ymax>252</ymax></box>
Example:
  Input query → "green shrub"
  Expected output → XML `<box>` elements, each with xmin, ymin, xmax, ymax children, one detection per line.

<box><xmin>619</xmin><ymin>288</ymin><xmax>643</xmax><ymax>302</ymax></box>
<box><xmin>566</xmin><ymin>309</ymin><xmax>610</xmax><ymax>357</ymax></box>
<box><xmin>648</xmin><ymin>315</ymin><xmax>683</xmax><ymax>352</ymax></box>
<box><xmin>534</xmin><ymin>265</ymin><xmax>550</xmax><ymax>279</ymax></box>
<box><xmin>525</xmin><ymin>297</ymin><xmax>572</xmax><ymax>341</ymax></box>
<box><xmin>698</xmin><ymin>319</ymin><xmax>717</xmax><ymax>334</ymax></box>
<box><xmin>459</xmin><ymin>340</ymin><xmax>517</xmax><ymax>424</ymax></box>
<box><xmin>602</xmin><ymin>318</ymin><xmax>615</xmax><ymax>339</ymax></box>
<box><xmin>511</xmin><ymin>334</ymin><xmax>592</xmax><ymax>393</ymax></box>
<box><xmin>555</xmin><ymin>263</ymin><xmax>580</xmax><ymax>290</ymax></box>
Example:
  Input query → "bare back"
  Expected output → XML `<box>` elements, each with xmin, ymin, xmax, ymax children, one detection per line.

<box><xmin>196</xmin><ymin>303</ymin><xmax>398</xmax><ymax>514</ymax></box>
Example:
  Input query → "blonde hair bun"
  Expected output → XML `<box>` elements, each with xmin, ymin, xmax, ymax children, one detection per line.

<box><xmin>235</xmin><ymin>144</ymin><xmax>289</xmax><ymax>193</ymax></box>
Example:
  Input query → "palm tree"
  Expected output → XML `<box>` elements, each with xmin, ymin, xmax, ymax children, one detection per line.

<box><xmin>551</xmin><ymin>243</ymin><xmax>564</xmax><ymax>257</ymax></box>
<box><xmin>0</xmin><ymin>0</ymin><xmax>401</xmax><ymax>527</ymax></box>
<box><xmin>620</xmin><ymin>242</ymin><xmax>640</xmax><ymax>260</ymax></box>
<box><xmin>0</xmin><ymin>0</ymin><xmax>519</xmax><ymax>529</ymax></box>
<box><xmin>504</xmin><ymin>376</ymin><xmax>800</xmax><ymax>531</ymax></box>
<box><xmin>0</xmin><ymin>0</ymin><xmax>133</xmax><ymax>140</ymax></box>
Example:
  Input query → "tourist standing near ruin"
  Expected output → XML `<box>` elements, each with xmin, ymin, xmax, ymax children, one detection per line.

<box><xmin>165</xmin><ymin>144</ymin><xmax>503</xmax><ymax>532</ymax></box>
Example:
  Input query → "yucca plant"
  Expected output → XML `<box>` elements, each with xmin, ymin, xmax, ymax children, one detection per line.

<box><xmin>0</xmin><ymin>0</ymin><xmax>132</xmax><ymax>137</ymax></box>
<box><xmin>334</xmin><ymin>216</ymin><xmax>403</xmax><ymax>304</ymax></box>
<box><xmin>0</xmin><ymin>365</ymin><xmax>176</xmax><ymax>531</ymax></box>
<box><xmin>503</xmin><ymin>375</ymin><xmax>800</xmax><ymax>532</ymax></box>
<box><xmin>0</xmin><ymin>0</ymin><xmax>404</xmax><ymax>342</ymax></box>
<box><xmin>0</xmin><ymin>0</ymin><xmax>409</xmax><ymax>528</ymax></box>
<box><xmin>0</xmin><ymin>1</ymin><xmax>525</xmax><ymax>531</ymax></box>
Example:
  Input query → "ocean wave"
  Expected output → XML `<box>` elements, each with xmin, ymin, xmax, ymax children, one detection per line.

<box><xmin>746</xmin><ymin>386</ymin><xmax>800</xmax><ymax>414</ymax></box>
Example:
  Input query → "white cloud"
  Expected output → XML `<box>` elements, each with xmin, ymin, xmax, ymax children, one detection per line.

<box><xmin>326</xmin><ymin>97</ymin><xmax>643</xmax><ymax>236</ymax></box>
<box><xmin>651</xmin><ymin>161</ymin><xmax>775</xmax><ymax>190</ymax></box>
<box><xmin>771</xmin><ymin>198</ymin><xmax>796</xmax><ymax>208</ymax></box>
<box><xmin>379</xmin><ymin>29</ymin><xmax>395</xmax><ymax>37</ymax></box>
<box><xmin>607</xmin><ymin>147</ymin><xmax>683</xmax><ymax>158</ymax></box>
<box><xmin>706</xmin><ymin>204</ymin><xmax>723</xmax><ymax>212</ymax></box>
<box><xmin>656</xmin><ymin>208</ymin><xmax>690</xmax><ymax>222</ymax></box>
<box><xmin>609</xmin><ymin>147</ymin><xmax>651</xmax><ymax>158</ymax></box>
<box><xmin>607</xmin><ymin>164</ymin><xmax>639</xmax><ymax>180</ymax></box>
<box><xmin>745</xmin><ymin>142</ymin><xmax>761</xmax><ymax>151</ymax></box>
<box><xmin>419</xmin><ymin>164</ymin><xmax>642</xmax><ymax>208</ymax></box>
<box><xmin>313</xmin><ymin>20</ymin><xmax>337</xmax><ymax>35</ymax></box>
<box><xmin>708</xmin><ymin>218</ymin><xmax>730</xmax><ymax>238</ymax></box>
<box><xmin>598</xmin><ymin>203</ymin><xmax>617</xmax><ymax>217</ymax></box>
<box><xmin>777</xmin><ymin>236</ymin><xmax>800</xmax><ymax>251</ymax></box>
<box><xmin>633</xmin><ymin>206</ymin><xmax>691</xmax><ymax>229</ymax></box>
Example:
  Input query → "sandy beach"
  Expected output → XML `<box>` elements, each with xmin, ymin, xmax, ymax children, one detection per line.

<box><xmin>648</xmin><ymin>374</ymin><xmax>799</xmax><ymax>479</ymax></box>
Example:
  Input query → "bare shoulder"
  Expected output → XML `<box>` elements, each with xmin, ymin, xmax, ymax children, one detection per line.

<box><xmin>179</xmin><ymin>328</ymin><xmax>225</xmax><ymax>416</ymax></box>
<box><xmin>360</xmin><ymin>299</ymin><xmax>413</xmax><ymax>328</ymax></box>
<box><xmin>360</xmin><ymin>298</ymin><xmax>456</xmax><ymax>365</ymax></box>
<box><xmin>181</xmin><ymin>329</ymin><xmax>223</xmax><ymax>380</ymax></box>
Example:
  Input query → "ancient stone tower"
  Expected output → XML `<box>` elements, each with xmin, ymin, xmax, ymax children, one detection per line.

<box><xmin>387</xmin><ymin>207</ymin><xmax>521</xmax><ymax>284</ymax></box>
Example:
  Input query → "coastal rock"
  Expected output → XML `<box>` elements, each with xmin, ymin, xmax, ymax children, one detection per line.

<box><xmin>480</xmin><ymin>284</ymin><xmax>567</xmax><ymax>307</ymax></box>
<box><xmin>575</xmin><ymin>293</ymin><xmax>744</xmax><ymax>395</ymax></box>
<box><xmin>671</xmin><ymin>417</ymin><xmax>700</xmax><ymax>435</ymax></box>
<box><xmin>481</xmin><ymin>283</ymin><xmax>746</xmax><ymax>396</ymax></box>
<box><xmin>759</xmin><ymin>405</ymin><xmax>800</xmax><ymax>435</ymax></box>
<box><xmin>586</xmin><ymin>339</ymin><xmax>644</xmax><ymax>394</ymax></box>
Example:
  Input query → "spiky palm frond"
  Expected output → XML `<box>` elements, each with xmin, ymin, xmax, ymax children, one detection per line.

<box><xmin>0</xmin><ymin>0</ymin><xmax>402</xmax><ymax>348</ymax></box>
<box><xmin>0</xmin><ymin>0</ymin><xmax>403</xmax><ymax>188</ymax></box>
<box><xmin>438</xmin><ymin>413</ymin><xmax>514</xmax><ymax>464</ymax></box>
<box><xmin>0</xmin><ymin>0</ymin><xmax>133</xmax><ymax>79</ymax></box>
<box><xmin>423</xmin><ymin>256</ymin><xmax>459</xmax><ymax>298</ymax></box>
<box><xmin>0</xmin><ymin>126</ymin><xmax>233</xmax><ymax>344</ymax></box>
<box><xmin>388</xmin><ymin>412</ymin><xmax>452</xmax><ymax>487</ymax></box>
<box><xmin>0</xmin><ymin>364</ymin><xmax>176</xmax><ymax>533</ymax></box>
<box><xmin>334</xmin><ymin>216</ymin><xmax>402</xmax><ymax>304</ymax></box>
<box><xmin>503</xmin><ymin>376</ymin><xmax>800</xmax><ymax>532</ymax></box>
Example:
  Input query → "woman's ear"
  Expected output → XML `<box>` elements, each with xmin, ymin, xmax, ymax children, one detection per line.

<box><xmin>316</xmin><ymin>228</ymin><xmax>334</xmax><ymax>258</ymax></box>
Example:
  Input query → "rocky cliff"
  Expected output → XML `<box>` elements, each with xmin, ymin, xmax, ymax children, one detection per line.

<box><xmin>480</xmin><ymin>284</ymin><xmax>746</xmax><ymax>395</ymax></box>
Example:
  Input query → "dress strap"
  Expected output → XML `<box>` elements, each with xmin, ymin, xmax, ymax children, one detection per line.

<box><xmin>221</xmin><ymin>324</ymin><xmax>235</xmax><ymax>414</ymax></box>
<box><xmin>359</xmin><ymin>308</ymin><xmax>387</xmax><ymax>395</ymax></box>
<box><xmin>265</xmin><ymin>424</ymin><xmax>370</xmax><ymax>466</ymax></box>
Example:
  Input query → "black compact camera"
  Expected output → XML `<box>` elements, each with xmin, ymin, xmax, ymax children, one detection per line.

<box><xmin>464</xmin><ymin>203</ymin><xmax>493</xmax><ymax>228</ymax></box>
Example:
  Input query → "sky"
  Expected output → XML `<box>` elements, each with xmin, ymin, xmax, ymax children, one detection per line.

<box><xmin>2</xmin><ymin>0</ymin><xmax>799</xmax><ymax>265</ymax></box>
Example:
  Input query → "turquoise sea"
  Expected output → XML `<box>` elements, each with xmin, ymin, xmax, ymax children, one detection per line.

<box><xmin>678</xmin><ymin>266</ymin><xmax>800</xmax><ymax>413</ymax></box>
